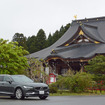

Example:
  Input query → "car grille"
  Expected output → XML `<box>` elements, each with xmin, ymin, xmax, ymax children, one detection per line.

<box><xmin>35</xmin><ymin>87</ymin><xmax>48</xmax><ymax>90</ymax></box>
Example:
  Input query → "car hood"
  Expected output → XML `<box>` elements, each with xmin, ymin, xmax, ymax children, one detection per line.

<box><xmin>21</xmin><ymin>82</ymin><xmax>48</xmax><ymax>87</ymax></box>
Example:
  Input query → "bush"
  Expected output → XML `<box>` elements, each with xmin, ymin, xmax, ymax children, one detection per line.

<box><xmin>55</xmin><ymin>72</ymin><xmax>94</xmax><ymax>93</ymax></box>
<box><xmin>69</xmin><ymin>72</ymin><xmax>94</xmax><ymax>93</ymax></box>
<box><xmin>49</xmin><ymin>83</ymin><xmax>58</xmax><ymax>94</ymax></box>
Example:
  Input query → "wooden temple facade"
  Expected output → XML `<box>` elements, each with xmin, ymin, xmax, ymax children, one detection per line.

<box><xmin>28</xmin><ymin>16</ymin><xmax>105</xmax><ymax>75</ymax></box>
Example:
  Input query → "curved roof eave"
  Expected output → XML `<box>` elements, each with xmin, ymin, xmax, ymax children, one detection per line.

<box><xmin>52</xmin><ymin>43</ymin><xmax>105</xmax><ymax>60</ymax></box>
<box><xmin>51</xmin><ymin>24</ymin><xmax>79</xmax><ymax>47</ymax></box>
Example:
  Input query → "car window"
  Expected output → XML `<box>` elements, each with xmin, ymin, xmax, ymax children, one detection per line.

<box><xmin>0</xmin><ymin>76</ymin><xmax>3</xmax><ymax>81</ymax></box>
<box><xmin>11</xmin><ymin>75</ymin><xmax>33</xmax><ymax>83</ymax></box>
<box><xmin>3</xmin><ymin>76</ymin><xmax>12</xmax><ymax>82</ymax></box>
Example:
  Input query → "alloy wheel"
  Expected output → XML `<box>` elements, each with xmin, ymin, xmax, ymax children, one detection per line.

<box><xmin>15</xmin><ymin>88</ymin><xmax>24</xmax><ymax>99</ymax></box>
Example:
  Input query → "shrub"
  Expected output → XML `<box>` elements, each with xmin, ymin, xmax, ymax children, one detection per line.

<box><xmin>49</xmin><ymin>83</ymin><xmax>58</xmax><ymax>94</ymax></box>
<box><xmin>69</xmin><ymin>72</ymin><xmax>94</xmax><ymax>93</ymax></box>
<box><xmin>55</xmin><ymin>72</ymin><xmax>94</xmax><ymax>93</ymax></box>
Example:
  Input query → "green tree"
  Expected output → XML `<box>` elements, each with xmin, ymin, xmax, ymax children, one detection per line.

<box><xmin>46</xmin><ymin>23</ymin><xmax>70</xmax><ymax>47</ymax></box>
<box><xmin>26</xmin><ymin>29</ymin><xmax>47</xmax><ymax>53</ymax></box>
<box><xmin>12</xmin><ymin>33</ymin><xmax>28</xmax><ymax>50</ymax></box>
<box><xmin>52</xmin><ymin>30</ymin><xmax>60</xmax><ymax>44</ymax></box>
<box><xmin>26</xmin><ymin>23</ymin><xmax>70</xmax><ymax>53</ymax></box>
<box><xmin>85</xmin><ymin>55</ymin><xmax>105</xmax><ymax>93</ymax></box>
<box><xmin>64</xmin><ymin>23</ymin><xmax>70</xmax><ymax>32</ymax></box>
<box><xmin>36</xmin><ymin>29</ymin><xmax>47</xmax><ymax>51</ymax></box>
<box><xmin>85</xmin><ymin>55</ymin><xmax>105</xmax><ymax>74</ymax></box>
<box><xmin>47</xmin><ymin>33</ymin><xmax>53</xmax><ymax>47</ymax></box>
<box><xmin>26</xmin><ymin>35</ymin><xmax>38</xmax><ymax>53</ymax></box>
<box><xmin>0</xmin><ymin>39</ymin><xmax>29</xmax><ymax>74</ymax></box>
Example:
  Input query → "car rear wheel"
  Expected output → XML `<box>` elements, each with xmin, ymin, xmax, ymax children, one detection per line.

<box><xmin>39</xmin><ymin>96</ymin><xmax>48</xmax><ymax>100</ymax></box>
<box><xmin>15</xmin><ymin>88</ymin><xmax>24</xmax><ymax>99</ymax></box>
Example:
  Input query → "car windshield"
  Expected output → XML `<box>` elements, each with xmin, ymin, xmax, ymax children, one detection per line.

<box><xmin>11</xmin><ymin>75</ymin><xmax>33</xmax><ymax>83</ymax></box>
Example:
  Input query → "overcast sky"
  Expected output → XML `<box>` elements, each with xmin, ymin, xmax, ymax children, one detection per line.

<box><xmin>0</xmin><ymin>0</ymin><xmax>105</xmax><ymax>41</ymax></box>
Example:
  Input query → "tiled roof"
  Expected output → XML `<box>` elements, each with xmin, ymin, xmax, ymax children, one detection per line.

<box><xmin>27</xmin><ymin>16</ymin><xmax>105</xmax><ymax>60</ymax></box>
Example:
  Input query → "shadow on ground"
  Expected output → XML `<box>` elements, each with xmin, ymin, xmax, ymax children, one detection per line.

<box><xmin>0</xmin><ymin>96</ymin><xmax>49</xmax><ymax>101</ymax></box>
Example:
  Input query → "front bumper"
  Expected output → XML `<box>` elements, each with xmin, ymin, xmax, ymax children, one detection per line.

<box><xmin>23</xmin><ymin>87</ymin><xmax>49</xmax><ymax>97</ymax></box>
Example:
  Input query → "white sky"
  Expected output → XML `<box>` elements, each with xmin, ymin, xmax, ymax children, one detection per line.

<box><xmin>0</xmin><ymin>0</ymin><xmax>105</xmax><ymax>41</ymax></box>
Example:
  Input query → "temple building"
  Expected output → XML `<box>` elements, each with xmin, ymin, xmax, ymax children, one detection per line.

<box><xmin>28</xmin><ymin>16</ymin><xmax>105</xmax><ymax>75</ymax></box>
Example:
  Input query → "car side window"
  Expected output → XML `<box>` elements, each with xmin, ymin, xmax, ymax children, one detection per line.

<box><xmin>0</xmin><ymin>76</ymin><xmax>3</xmax><ymax>81</ymax></box>
<box><xmin>3</xmin><ymin>76</ymin><xmax>12</xmax><ymax>82</ymax></box>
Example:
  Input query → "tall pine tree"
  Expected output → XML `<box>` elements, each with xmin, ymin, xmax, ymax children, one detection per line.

<box><xmin>36</xmin><ymin>29</ymin><xmax>47</xmax><ymax>51</ymax></box>
<box><xmin>47</xmin><ymin>33</ymin><xmax>53</xmax><ymax>47</ymax></box>
<box><xmin>46</xmin><ymin>23</ymin><xmax>70</xmax><ymax>47</ymax></box>
<box><xmin>26</xmin><ymin>23</ymin><xmax>70</xmax><ymax>53</ymax></box>
<box><xmin>26</xmin><ymin>35</ymin><xmax>38</xmax><ymax>53</ymax></box>
<box><xmin>12</xmin><ymin>33</ymin><xmax>27</xmax><ymax>50</ymax></box>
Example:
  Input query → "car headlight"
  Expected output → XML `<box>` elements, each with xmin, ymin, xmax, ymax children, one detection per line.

<box><xmin>23</xmin><ymin>86</ymin><xmax>33</xmax><ymax>89</ymax></box>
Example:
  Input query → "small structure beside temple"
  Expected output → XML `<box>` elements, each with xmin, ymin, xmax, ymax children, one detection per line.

<box><xmin>28</xmin><ymin>16</ymin><xmax>105</xmax><ymax>76</ymax></box>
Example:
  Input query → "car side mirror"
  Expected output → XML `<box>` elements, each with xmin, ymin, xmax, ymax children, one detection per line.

<box><xmin>7</xmin><ymin>80</ymin><xmax>12</xmax><ymax>84</ymax></box>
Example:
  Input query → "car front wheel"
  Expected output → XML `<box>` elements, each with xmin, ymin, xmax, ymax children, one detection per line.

<box><xmin>39</xmin><ymin>96</ymin><xmax>48</xmax><ymax>100</ymax></box>
<box><xmin>15</xmin><ymin>88</ymin><xmax>24</xmax><ymax>99</ymax></box>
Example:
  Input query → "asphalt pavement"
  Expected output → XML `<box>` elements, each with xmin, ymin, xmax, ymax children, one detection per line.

<box><xmin>0</xmin><ymin>95</ymin><xmax>105</xmax><ymax>105</ymax></box>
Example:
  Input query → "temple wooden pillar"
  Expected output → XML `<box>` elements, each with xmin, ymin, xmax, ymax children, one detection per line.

<box><xmin>79</xmin><ymin>60</ymin><xmax>87</xmax><ymax>72</ymax></box>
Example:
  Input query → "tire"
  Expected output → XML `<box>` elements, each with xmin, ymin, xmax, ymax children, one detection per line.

<box><xmin>39</xmin><ymin>96</ymin><xmax>48</xmax><ymax>100</ymax></box>
<box><xmin>15</xmin><ymin>88</ymin><xmax>24</xmax><ymax>99</ymax></box>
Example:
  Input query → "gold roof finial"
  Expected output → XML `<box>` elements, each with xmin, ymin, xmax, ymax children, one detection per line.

<box><xmin>74</xmin><ymin>15</ymin><xmax>77</xmax><ymax>20</ymax></box>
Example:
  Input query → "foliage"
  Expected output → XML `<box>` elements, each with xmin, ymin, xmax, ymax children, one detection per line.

<box><xmin>0</xmin><ymin>39</ymin><xmax>29</xmax><ymax>74</ymax></box>
<box><xmin>26</xmin><ymin>23</ymin><xmax>70</xmax><ymax>53</ymax></box>
<box><xmin>85</xmin><ymin>55</ymin><xmax>105</xmax><ymax>93</ymax></box>
<box><xmin>50</xmin><ymin>90</ymin><xmax>105</xmax><ymax>96</ymax></box>
<box><xmin>26</xmin><ymin>29</ymin><xmax>47</xmax><ymax>53</ymax></box>
<box><xmin>46</xmin><ymin>23</ymin><xmax>70</xmax><ymax>47</ymax></box>
<box><xmin>26</xmin><ymin>58</ymin><xmax>49</xmax><ymax>83</ymax></box>
<box><xmin>26</xmin><ymin>35</ymin><xmax>38</xmax><ymax>53</ymax></box>
<box><xmin>36</xmin><ymin>29</ymin><xmax>47</xmax><ymax>51</ymax></box>
<box><xmin>67</xmin><ymin>72</ymin><xmax>94</xmax><ymax>93</ymax></box>
<box><xmin>11</xmin><ymin>23</ymin><xmax>70</xmax><ymax>54</ymax></box>
<box><xmin>47</xmin><ymin>33</ymin><xmax>53</xmax><ymax>47</ymax></box>
<box><xmin>55</xmin><ymin>75</ymin><xmax>66</xmax><ymax>94</ymax></box>
<box><xmin>55</xmin><ymin>72</ymin><xmax>94</xmax><ymax>93</ymax></box>
<box><xmin>85</xmin><ymin>55</ymin><xmax>105</xmax><ymax>75</ymax></box>
<box><xmin>12</xmin><ymin>33</ymin><xmax>28</xmax><ymax>50</ymax></box>
<box><xmin>49</xmin><ymin>82</ymin><xmax>58</xmax><ymax>94</ymax></box>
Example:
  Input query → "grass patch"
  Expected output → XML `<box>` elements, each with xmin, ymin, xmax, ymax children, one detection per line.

<box><xmin>50</xmin><ymin>90</ymin><xmax>105</xmax><ymax>96</ymax></box>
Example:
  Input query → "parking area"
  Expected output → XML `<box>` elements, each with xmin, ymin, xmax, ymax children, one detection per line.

<box><xmin>0</xmin><ymin>95</ymin><xmax>105</xmax><ymax>105</ymax></box>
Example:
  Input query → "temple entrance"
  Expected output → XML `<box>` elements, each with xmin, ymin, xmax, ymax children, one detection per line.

<box><xmin>48</xmin><ymin>58</ymin><xmax>87</xmax><ymax>75</ymax></box>
<box><xmin>48</xmin><ymin>59</ymin><xmax>69</xmax><ymax>75</ymax></box>
<box><xmin>69</xmin><ymin>62</ymin><xmax>81</xmax><ymax>71</ymax></box>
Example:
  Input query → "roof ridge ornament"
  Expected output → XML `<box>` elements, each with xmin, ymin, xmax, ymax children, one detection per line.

<box><xmin>74</xmin><ymin>15</ymin><xmax>77</xmax><ymax>20</ymax></box>
<box><xmin>51</xmin><ymin>49</ymin><xmax>57</xmax><ymax>54</ymax></box>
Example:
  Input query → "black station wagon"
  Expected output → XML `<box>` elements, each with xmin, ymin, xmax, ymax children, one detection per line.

<box><xmin>0</xmin><ymin>75</ymin><xmax>49</xmax><ymax>99</ymax></box>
